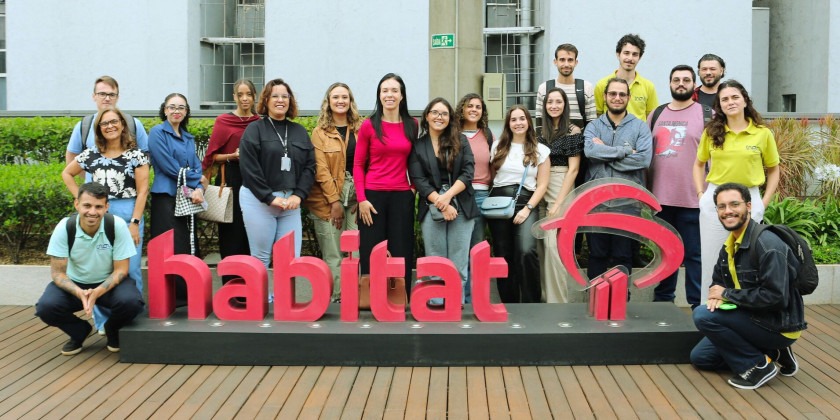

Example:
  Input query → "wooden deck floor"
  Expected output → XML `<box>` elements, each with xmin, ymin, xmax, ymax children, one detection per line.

<box><xmin>2</xmin><ymin>304</ymin><xmax>839</xmax><ymax>419</ymax></box>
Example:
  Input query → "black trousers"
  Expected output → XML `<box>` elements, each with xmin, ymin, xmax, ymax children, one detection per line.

<box><xmin>150</xmin><ymin>193</ymin><xmax>197</xmax><ymax>305</ymax></box>
<box><xmin>359</xmin><ymin>190</ymin><xmax>415</xmax><ymax>295</ymax></box>
<box><xmin>35</xmin><ymin>280</ymin><xmax>144</xmax><ymax>342</ymax></box>
<box><xmin>487</xmin><ymin>186</ymin><xmax>541</xmax><ymax>303</ymax></box>
<box><xmin>216</xmin><ymin>162</ymin><xmax>250</xmax><ymax>285</ymax></box>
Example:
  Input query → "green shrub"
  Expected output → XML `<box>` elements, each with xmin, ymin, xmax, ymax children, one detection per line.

<box><xmin>763</xmin><ymin>196</ymin><xmax>820</xmax><ymax>245</ymax></box>
<box><xmin>0</xmin><ymin>117</ymin><xmax>78</xmax><ymax>164</ymax></box>
<box><xmin>0</xmin><ymin>163</ymin><xmax>75</xmax><ymax>263</ymax></box>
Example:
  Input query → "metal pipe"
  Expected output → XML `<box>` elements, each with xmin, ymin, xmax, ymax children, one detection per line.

<box><xmin>519</xmin><ymin>0</ymin><xmax>532</xmax><ymax>100</ymax></box>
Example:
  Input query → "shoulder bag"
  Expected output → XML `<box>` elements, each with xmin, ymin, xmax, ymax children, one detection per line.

<box><xmin>198</xmin><ymin>164</ymin><xmax>234</xmax><ymax>223</ymax></box>
<box><xmin>480</xmin><ymin>164</ymin><xmax>529</xmax><ymax>219</ymax></box>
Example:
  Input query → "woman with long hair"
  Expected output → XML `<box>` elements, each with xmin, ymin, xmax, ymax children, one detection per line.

<box><xmin>149</xmin><ymin>93</ymin><xmax>204</xmax><ymax>305</ymax></box>
<box><xmin>61</xmin><ymin>106</ymin><xmax>148</xmax><ymax>332</ymax></box>
<box><xmin>538</xmin><ymin>87</ymin><xmax>583</xmax><ymax>303</ymax></box>
<box><xmin>409</xmin><ymin>97</ymin><xmax>477</xmax><ymax>305</ymax></box>
<box><xmin>239</xmin><ymin>78</ymin><xmax>315</xmax><ymax>269</ymax></box>
<box><xmin>201</xmin><ymin>79</ymin><xmax>260</xmax><ymax>288</ymax></box>
<box><xmin>693</xmin><ymin>79</ymin><xmax>780</xmax><ymax>303</ymax></box>
<box><xmin>304</xmin><ymin>82</ymin><xmax>362</xmax><ymax>302</ymax></box>
<box><xmin>455</xmin><ymin>93</ymin><xmax>494</xmax><ymax>303</ymax></box>
<box><xmin>488</xmin><ymin>105</ymin><xmax>550</xmax><ymax>303</ymax></box>
<box><xmin>354</xmin><ymin>73</ymin><xmax>418</xmax><ymax>290</ymax></box>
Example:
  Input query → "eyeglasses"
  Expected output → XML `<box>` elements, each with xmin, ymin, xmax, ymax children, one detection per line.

<box><xmin>166</xmin><ymin>105</ymin><xmax>187</xmax><ymax>112</ymax></box>
<box><xmin>606</xmin><ymin>91</ymin><xmax>628</xmax><ymax>98</ymax></box>
<box><xmin>98</xmin><ymin>119</ymin><xmax>121</xmax><ymax>128</ymax></box>
<box><xmin>716</xmin><ymin>201</ymin><xmax>744</xmax><ymax>211</ymax></box>
<box><xmin>95</xmin><ymin>92</ymin><xmax>118</xmax><ymax>100</ymax></box>
<box><xmin>429</xmin><ymin>110</ymin><xmax>449</xmax><ymax>118</ymax></box>
<box><xmin>271</xmin><ymin>94</ymin><xmax>291</xmax><ymax>100</ymax></box>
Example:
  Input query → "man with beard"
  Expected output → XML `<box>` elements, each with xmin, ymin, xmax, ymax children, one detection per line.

<box><xmin>583</xmin><ymin>78</ymin><xmax>652</xmax><ymax>282</ymax></box>
<box><xmin>594</xmin><ymin>34</ymin><xmax>658</xmax><ymax>120</ymax></box>
<box><xmin>35</xmin><ymin>183</ymin><xmax>144</xmax><ymax>355</ymax></box>
<box><xmin>690</xmin><ymin>183</ymin><xmax>806</xmax><ymax>390</ymax></box>
<box><xmin>535</xmin><ymin>43</ymin><xmax>596</xmax><ymax>130</ymax></box>
<box><xmin>693</xmin><ymin>54</ymin><xmax>726</xmax><ymax>107</ymax></box>
<box><xmin>647</xmin><ymin>65</ymin><xmax>711</xmax><ymax>308</ymax></box>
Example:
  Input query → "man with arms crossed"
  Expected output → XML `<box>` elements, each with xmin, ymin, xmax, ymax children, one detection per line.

<box><xmin>690</xmin><ymin>183</ymin><xmax>805</xmax><ymax>390</ymax></box>
<box><xmin>594</xmin><ymin>34</ymin><xmax>658</xmax><ymax>120</ymax></box>
<box><xmin>647</xmin><ymin>65</ymin><xmax>709</xmax><ymax>308</ymax></box>
<box><xmin>35</xmin><ymin>183</ymin><xmax>144</xmax><ymax>355</ymax></box>
<box><xmin>584</xmin><ymin>78</ymin><xmax>652</xmax><ymax>280</ymax></box>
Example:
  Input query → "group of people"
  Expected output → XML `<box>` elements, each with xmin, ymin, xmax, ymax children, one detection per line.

<box><xmin>34</xmin><ymin>33</ymin><xmax>805</xmax><ymax>391</ymax></box>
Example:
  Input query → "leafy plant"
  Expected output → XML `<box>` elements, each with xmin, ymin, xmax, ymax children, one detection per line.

<box><xmin>763</xmin><ymin>196</ymin><xmax>820</xmax><ymax>244</ymax></box>
<box><xmin>767</xmin><ymin>118</ymin><xmax>816</xmax><ymax>199</ymax></box>
<box><xmin>0</xmin><ymin>163</ymin><xmax>75</xmax><ymax>263</ymax></box>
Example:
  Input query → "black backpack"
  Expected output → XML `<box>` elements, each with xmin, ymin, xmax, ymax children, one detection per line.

<box><xmin>66</xmin><ymin>213</ymin><xmax>116</xmax><ymax>251</ymax></box>
<box><xmin>748</xmin><ymin>223</ymin><xmax>819</xmax><ymax>295</ymax></box>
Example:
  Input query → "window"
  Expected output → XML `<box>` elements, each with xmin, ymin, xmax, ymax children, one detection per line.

<box><xmin>782</xmin><ymin>94</ymin><xmax>796</xmax><ymax>112</ymax></box>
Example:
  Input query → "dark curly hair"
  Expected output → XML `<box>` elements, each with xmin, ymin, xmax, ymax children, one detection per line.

<box><xmin>158</xmin><ymin>93</ymin><xmax>191</xmax><ymax>132</ymax></box>
<box><xmin>706</xmin><ymin>79</ymin><xmax>764</xmax><ymax>148</ymax></box>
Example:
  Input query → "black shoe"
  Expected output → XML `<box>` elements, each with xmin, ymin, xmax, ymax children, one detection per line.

<box><xmin>61</xmin><ymin>323</ymin><xmax>92</xmax><ymax>356</ymax></box>
<box><xmin>728</xmin><ymin>359</ymin><xmax>778</xmax><ymax>389</ymax></box>
<box><xmin>104</xmin><ymin>321</ymin><xmax>119</xmax><ymax>353</ymax></box>
<box><xmin>775</xmin><ymin>346</ymin><xmax>799</xmax><ymax>377</ymax></box>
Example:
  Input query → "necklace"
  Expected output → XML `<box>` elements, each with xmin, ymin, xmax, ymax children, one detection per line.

<box><xmin>268</xmin><ymin>117</ymin><xmax>289</xmax><ymax>157</ymax></box>
<box><xmin>233</xmin><ymin>110</ymin><xmax>253</xmax><ymax>122</ymax></box>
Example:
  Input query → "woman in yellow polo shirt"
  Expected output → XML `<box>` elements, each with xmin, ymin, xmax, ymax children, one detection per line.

<box><xmin>692</xmin><ymin>80</ymin><xmax>780</xmax><ymax>303</ymax></box>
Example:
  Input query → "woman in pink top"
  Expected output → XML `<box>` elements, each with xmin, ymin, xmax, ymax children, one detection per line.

<box><xmin>456</xmin><ymin>93</ymin><xmax>494</xmax><ymax>303</ymax></box>
<box><xmin>354</xmin><ymin>73</ymin><xmax>418</xmax><ymax>287</ymax></box>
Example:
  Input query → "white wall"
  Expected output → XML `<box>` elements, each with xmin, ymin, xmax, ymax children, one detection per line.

<box><xmin>6</xmin><ymin>0</ymin><xmax>196</xmax><ymax>112</ymax></box>
<box><xmin>828</xmin><ymin>2</ymin><xmax>840</xmax><ymax>112</ymax></box>
<box><xmin>542</xmin><ymin>0</ymin><xmax>753</xmax><ymax>110</ymax></box>
<box><xmin>265</xmin><ymin>0</ymin><xmax>429</xmax><ymax>111</ymax></box>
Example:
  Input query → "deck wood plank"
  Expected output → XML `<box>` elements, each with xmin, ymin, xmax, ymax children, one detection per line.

<box><xmin>466</xmin><ymin>366</ymin><xmax>489</xmax><ymax>420</ymax></box>
<box><xmin>277</xmin><ymin>365</ymin><xmax>324</xmax><ymax>419</ymax></box>
<box><xmin>232</xmin><ymin>366</ymin><xmax>288</xmax><ymax>420</ymax></box>
<box><xmin>339</xmin><ymin>366</ymin><xmax>376</xmax><ymax>420</ymax></box>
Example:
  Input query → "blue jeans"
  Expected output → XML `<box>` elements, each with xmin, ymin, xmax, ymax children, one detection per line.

<box><xmin>93</xmin><ymin>197</ymin><xmax>144</xmax><ymax>330</ymax></box>
<box><xmin>653</xmin><ymin>205</ymin><xmax>701</xmax><ymax>306</ymax></box>
<box><xmin>691</xmin><ymin>306</ymin><xmax>796</xmax><ymax>373</ymax></box>
<box><xmin>240</xmin><ymin>187</ymin><xmax>302</xmax><ymax>268</ymax></box>
<box><xmin>466</xmin><ymin>189</ymin><xmax>490</xmax><ymax>303</ymax></box>
<box><xmin>420</xmin><ymin>212</ymin><xmax>475</xmax><ymax>304</ymax></box>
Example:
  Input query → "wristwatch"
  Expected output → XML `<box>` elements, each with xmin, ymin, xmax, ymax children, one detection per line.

<box><xmin>130</xmin><ymin>218</ymin><xmax>141</xmax><ymax>225</ymax></box>
<box><xmin>526</xmin><ymin>203</ymin><xmax>534</xmax><ymax>211</ymax></box>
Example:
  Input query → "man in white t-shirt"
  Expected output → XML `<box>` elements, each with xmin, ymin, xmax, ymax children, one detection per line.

<box><xmin>647</xmin><ymin>65</ymin><xmax>711</xmax><ymax>308</ymax></box>
<box><xmin>535</xmin><ymin>43</ymin><xmax>596</xmax><ymax>131</ymax></box>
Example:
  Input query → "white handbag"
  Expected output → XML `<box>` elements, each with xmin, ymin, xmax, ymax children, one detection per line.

<box><xmin>197</xmin><ymin>164</ymin><xmax>234</xmax><ymax>223</ymax></box>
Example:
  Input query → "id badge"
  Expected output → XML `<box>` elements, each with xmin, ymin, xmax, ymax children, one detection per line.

<box><xmin>281</xmin><ymin>156</ymin><xmax>292</xmax><ymax>171</ymax></box>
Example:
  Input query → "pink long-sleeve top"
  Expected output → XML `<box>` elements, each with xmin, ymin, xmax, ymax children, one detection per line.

<box><xmin>353</xmin><ymin>119</ymin><xmax>414</xmax><ymax>202</ymax></box>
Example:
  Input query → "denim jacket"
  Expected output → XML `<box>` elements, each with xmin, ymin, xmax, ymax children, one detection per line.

<box><xmin>712</xmin><ymin>219</ymin><xmax>807</xmax><ymax>333</ymax></box>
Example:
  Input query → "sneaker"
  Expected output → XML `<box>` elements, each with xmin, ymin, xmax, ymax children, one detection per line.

<box><xmin>61</xmin><ymin>323</ymin><xmax>92</xmax><ymax>356</ymax></box>
<box><xmin>104</xmin><ymin>321</ymin><xmax>120</xmax><ymax>353</ymax></box>
<box><xmin>728</xmin><ymin>359</ymin><xmax>778</xmax><ymax>389</ymax></box>
<box><xmin>98</xmin><ymin>329</ymin><xmax>106</xmax><ymax>336</ymax></box>
<box><xmin>61</xmin><ymin>338</ymin><xmax>85</xmax><ymax>356</ymax></box>
<box><xmin>775</xmin><ymin>346</ymin><xmax>799</xmax><ymax>377</ymax></box>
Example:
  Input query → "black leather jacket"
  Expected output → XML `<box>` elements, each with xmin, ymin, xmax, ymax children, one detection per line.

<box><xmin>712</xmin><ymin>219</ymin><xmax>807</xmax><ymax>333</ymax></box>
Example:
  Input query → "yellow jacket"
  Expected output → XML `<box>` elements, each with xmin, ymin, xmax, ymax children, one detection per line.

<box><xmin>304</xmin><ymin>126</ymin><xmax>353</xmax><ymax>220</ymax></box>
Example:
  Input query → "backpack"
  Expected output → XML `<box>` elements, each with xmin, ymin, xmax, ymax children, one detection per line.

<box><xmin>648</xmin><ymin>103</ymin><xmax>713</xmax><ymax>131</ymax></box>
<box><xmin>80</xmin><ymin>113</ymin><xmax>137</xmax><ymax>152</ymax></box>
<box><xmin>546</xmin><ymin>78</ymin><xmax>588</xmax><ymax>127</ymax></box>
<box><xmin>66</xmin><ymin>213</ymin><xmax>116</xmax><ymax>252</ymax></box>
<box><xmin>748</xmin><ymin>223</ymin><xmax>819</xmax><ymax>295</ymax></box>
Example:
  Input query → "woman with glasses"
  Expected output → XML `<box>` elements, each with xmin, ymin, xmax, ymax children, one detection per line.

<box><xmin>488</xmin><ymin>105</ymin><xmax>550</xmax><ymax>303</ymax></box>
<box><xmin>538</xmin><ymin>87</ymin><xmax>583</xmax><ymax>303</ymax></box>
<box><xmin>409</xmin><ymin>97</ymin><xmax>477</xmax><ymax>305</ymax></box>
<box><xmin>61</xmin><ymin>106</ymin><xmax>148</xmax><ymax>333</ymax></box>
<box><xmin>201</xmin><ymin>79</ymin><xmax>260</xmax><ymax>290</ymax></box>
<box><xmin>455</xmin><ymin>93</ymin><xmax>494</xmax><ymax>303</ymax></box>
<box><xmin>354</xmin><ymin>73</ymin><xmax>418</xmax><ymax>293</ymax></box>
<box><xmin>304</xmin><ymin>82</ymin><xmax>361</xmax><ymax>303</ymax></box>
<box><xmin>693</xmin><ymin>80</ymin><xmax>780</xmax><ymax>303</ymax></box>
<box><xmin>239</xmin><ymin>78</ymin><xmax>315</xmax><ymax>269</ymax></box>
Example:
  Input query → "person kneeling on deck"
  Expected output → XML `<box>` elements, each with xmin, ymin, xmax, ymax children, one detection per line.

<box><xmin>35</xmin><ymin>182</ymin><xmax>144</xmax><ymax>355</ymax></box>
<box><xmin>690</xmin><ymin>182</ymin><xmax>806</xmax><ymax>389</ymax></box>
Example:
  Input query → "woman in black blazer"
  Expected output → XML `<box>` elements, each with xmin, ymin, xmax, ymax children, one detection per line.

<box><xmin>408</xmin><ymin>97</ymin><xmax>477</xmax><ymax>305</ymax></box>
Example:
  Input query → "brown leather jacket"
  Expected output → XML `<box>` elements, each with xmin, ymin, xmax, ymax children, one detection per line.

<box><xmin>304</xmin><ymin>126</ymin><xmax>352</xmax><ymax>220</ymax></box>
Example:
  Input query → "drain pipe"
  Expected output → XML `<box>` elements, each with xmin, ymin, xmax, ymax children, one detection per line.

<box><xmin>519</xmin><ymin>0</ymin><xmax>532</xmax><ymax>99</ymax></box>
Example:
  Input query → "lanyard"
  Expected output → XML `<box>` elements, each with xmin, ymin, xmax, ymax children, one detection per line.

<box><xmin>268</xmin><ymin>117</ymin><xmax>289</xmax><ymax>157</ymax></box>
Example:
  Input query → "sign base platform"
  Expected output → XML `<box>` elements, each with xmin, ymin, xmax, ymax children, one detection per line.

<box><xmin>120</xmin><ymin>303</ymin><xmax>700</xmax><ymax>366</ymax></box>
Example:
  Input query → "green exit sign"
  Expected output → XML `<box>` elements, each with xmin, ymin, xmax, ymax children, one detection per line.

<box><xmin>431</xmin><ymin>33</ymin><xmax>455</xmax><ymax>49</ymax></box>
